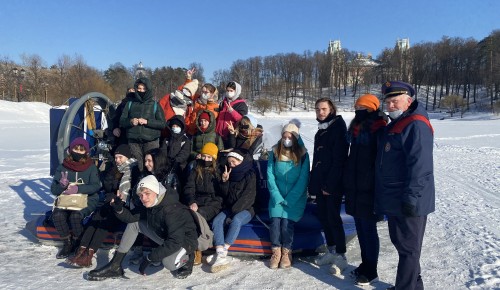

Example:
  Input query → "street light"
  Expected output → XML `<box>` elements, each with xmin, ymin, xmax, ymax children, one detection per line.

<box><xmin>134</xmin><ymin>61</ymin><xmax>146</xmax><ymax>79</ymax></box>
<box><xmin>12</xmin><ymin>67</ymin><xmax>26</xmax><ymax>101</ymax></box>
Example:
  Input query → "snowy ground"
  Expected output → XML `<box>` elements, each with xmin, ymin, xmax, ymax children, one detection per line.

<box><xmin>0</xmin><ymin>100</ymin><xmax>499</xmax><ymax>289</ymax></box>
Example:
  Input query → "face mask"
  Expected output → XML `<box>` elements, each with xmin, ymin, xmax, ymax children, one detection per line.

<box><xmin>388</xmin><ymin>109</ymin><xmax>403</xmax><ymax>120</ymax></box>
<box><xmin>182</xmin><ymin>89</ymin><xmax>191</xmax><ymax>97</ymax></box>
<box><xmin>71</xmin><ymin>151</ymin><xmax>86</xmax><ymax>162</ymax></box>
<box><xmin>227</xmin><ymin>91</ymin><xmax>236</xmax><ymax>99</ymax></box>
<box><xmin>197</xmin><ymin>159</ymin><xmax>212</xmax><ymax>168</ymax></box>
<box><xmin>201</xmin><ymin>93</ymin><xmax>209</xmax><ymax>100</ymax></box>
<box><xmin>354</xmin><ymin>109</ymin><xmax>369</xmax><ymax>119</ymax></box>
<box><xmin>172</xmin><ymin>126</ymin><xmax>181</xmax><ymax>134</ymax></box>
<box><xmin>138</xmin><ymin>91</ymin><xmax>146</xmax><ymax>98</ymax></box>
<box><xmin>283</xmin><ymin>138</ymin><xmax>293</xmax><ymax>148</ymax></box>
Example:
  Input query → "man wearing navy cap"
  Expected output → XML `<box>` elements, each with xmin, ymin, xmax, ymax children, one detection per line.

<box><xmin>375</xmin><ymin>81</ymin><xmax>435</xmax><ymax>290</ymax></box>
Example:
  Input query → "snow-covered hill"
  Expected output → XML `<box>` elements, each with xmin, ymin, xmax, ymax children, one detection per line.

<box><xmin>0</xmin><ymin>100</ymin><xmax>499</xmax><ymax>289</ymax></box>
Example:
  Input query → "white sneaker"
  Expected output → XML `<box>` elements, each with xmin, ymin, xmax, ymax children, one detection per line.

<box><xmin>329</xmin><ymin>254</ymin><xmax>348</xmax><ymax>275</ymax></box>
<box><xmin>315</xmin><ymin>252</ymin><xmax>336</xmax><ymax>265</ymax></box>
<box><xmin>210</xmin><ymin>255</ymin><xmax>231</xmax><ymax>273</ymax></box>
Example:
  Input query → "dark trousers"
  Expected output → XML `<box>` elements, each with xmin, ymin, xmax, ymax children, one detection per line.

<box><xmin>79</xmin><ymin>205</ymin><xmax>124</xmax><ymax>250</ymax></box>
<box><xmin>388</xmin><ymin>215</ymin><xmax>427</xmax><ymax>290</ymax></box>
<box><xmin>52</xmin><ymin>209</ymin><xmax>84</xmax><ymax>239</ymax></box>
<box><xmin>354</xmin><ymin>217</ymin><xmax>380</xmax><ymax>277</ymax></box>
<box><xmin>269</xmin><ymin>217</ymin><xmax>296</xmax><ymax>249</ymax></box>
<box><xmin>316</xmin><ymin>193</ymin><xmax>346</xmax><ymax>253</ymax></box>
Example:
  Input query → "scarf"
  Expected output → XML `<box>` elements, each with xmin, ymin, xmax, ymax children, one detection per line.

<box><xmin>117</xmin><ymin>158</ymin><xmax>137</xmax><ymax>203</ymax></box>
<box><xmin>228</xmin><ymin>159</ymin><xmax>253</xmax><ymax>182</ymax></box>
<box><xmin>317</xmin><ymin>114</ymin><xmax>336</xmax><ymax>130</ymax></box>
<box><xmin>63</xmin><ymin>157</ymin><xmax>93</xmax><ymax>172</ymax></box>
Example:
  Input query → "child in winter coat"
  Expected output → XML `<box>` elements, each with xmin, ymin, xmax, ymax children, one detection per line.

<box><xmin>161</xmin><ymin>115</ymin><xmax>191</xmax><ymax>181</ymax></box>
<box><xmin>183</xmin><ymin>142</ymin><xmax>223</xmax><ymax>265</ymax></box>
<box><xmin>208</xmin><ymin>149</ymin><xmax>256</xmax><ymax>273</ymax></box>
<box><xmin>66</xmin><ymin>144</ymin><xmax>140</xmax><ymax>268</ymax></box>
<box><xmin>50</xmin><ymin>137</ymin><xmax>101</xmax><ymax>259</ymax></box>
<box><xmin>266</xmin><ymin>122</ymin><xmax>309</xmax><ymax>269</ymax></box>
<box><xmin>190</xmin><ymin>110</ymin><xmax>224</xmax><ymax>160</ymax></box>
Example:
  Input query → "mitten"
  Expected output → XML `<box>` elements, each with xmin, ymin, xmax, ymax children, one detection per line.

<box><xmin>401</xmin><ymin>202</ymin><xmax>418</xmax><ymax>217</ymax></box>
<box><xmin>59</xmin><ymin>171</ymin><xmax>69</xmax><ymax>188</ymax></box>
<box><xmin>104</xmin><ymin>192</ymin><xmax>117</xmax><ymax>203</ymax></box>
<box><xmin>63</xmin><ymin>184</ymin><xmax>78</xmax><ymax>195</ymax></box>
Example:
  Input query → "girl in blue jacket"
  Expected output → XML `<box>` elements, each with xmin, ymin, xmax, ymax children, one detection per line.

<box><xmin>266</xmin><ymin>121</ymin><xmax>309</xmax><ymax>269</ymax></box>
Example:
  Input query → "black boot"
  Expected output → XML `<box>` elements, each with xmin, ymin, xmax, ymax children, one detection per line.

<box><xmin>175</xmin><ymin>253</ymin><xmax>194</xmax><ymax>279</ymax></box>
<box><xmin>87</xmin><ymin>251</ymin><xmax>126</xmax><ymax>281</ymax></box>
<box><xmin>56</xmin><ymin>238</ymin><xmax>73</xmax><ymax>259</ymax></box>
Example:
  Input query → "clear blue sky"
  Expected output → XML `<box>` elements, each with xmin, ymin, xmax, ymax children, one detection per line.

<box><xmin>1</xmin><ymin>0</ymin><xmax>499</xmax><ymax>81</ymax></box>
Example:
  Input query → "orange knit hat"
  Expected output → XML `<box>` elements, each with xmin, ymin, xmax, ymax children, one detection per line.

<box><xmin>201</xmin><ymin>142</ymin><xmax>219</xmax><ymax>160</ymax></box>
<box><xmin>355</xmin><ymin>94</ymin><xmax>380</xmax><ymax>111</ymax></box>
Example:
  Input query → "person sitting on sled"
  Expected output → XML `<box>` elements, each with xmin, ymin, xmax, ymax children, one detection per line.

<box><xmin>65</xmin><ymin>144</ymin><xmax>140</xmax><ymax>268</ymax></box>
<box><xmin>87</xmin><ymin>175</ymin><xmax>198</xmax><ymax>281</ymax></box>
<box><xmin>50</xmin><ymin>137</ymin><xmax>101</xmax><ymax>259</ymax></box>
<box><xmin>207</xmin><ymin>149</ymin><xmax>256</xmax><ymax>273</ymax></box>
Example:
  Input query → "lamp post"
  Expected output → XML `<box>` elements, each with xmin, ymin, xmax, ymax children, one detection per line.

<box><xmin>135</xmin><ymin>61</ymin><xmax>146</xmax><ymax>79</ymax></box>
<box><xmin>12</xmin><ymin>67</ymin><xmax>26</xmax><ymax>101</ymax></box>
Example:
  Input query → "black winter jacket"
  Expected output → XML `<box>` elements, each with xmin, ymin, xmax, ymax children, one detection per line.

<box><xmin>220</xmin><ymin>164</ymin><xmax>257</xmax><ymax>218</ymax></box>
<box><xmin>161</xmin><ymin>115</ymin><xmax>191</xmax><ymax>171</ymax></box>
<box><xmin>308</xmin><ymin>114</ymin><xmax>349</xmax><ymax>197</ymax></box>
<box><xmin>344</xmin><ymin>110</ymin><xmax>387</xmax><ymax>219</ymax></box>
<box><xmin>114</xmin><ymin>191</ymin><xmax>198</xmax><ymax>262</ymax></box>
<box><xmin>183</xmin><ymin>167</ymin><xmax>223</xmax><ymax>221</ymax></box>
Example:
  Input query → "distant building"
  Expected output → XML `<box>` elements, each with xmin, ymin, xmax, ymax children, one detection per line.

<box><xmin>397</xmin><ymin>38</ymin><xmax>411</xmax><ymax>52</ymax></box>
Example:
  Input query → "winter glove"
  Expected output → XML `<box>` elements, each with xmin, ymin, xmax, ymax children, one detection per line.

<box><xmin>139</xmin><ymin>255</ymin><xmax>152</xmax><ymax>275</ymax></box>
<box><xmin>401</xmin><ymin>202</ymin><xmax>418</xmax><ymax>217</ymax></box>
<box><xmin>110</xmin><ymin>198</ymin><xmax>124</xmax><ymax>212</ymax></box>
<box><xmin>59</xmin><ymin>171</ymin><xmax>69</xmax><ymax>188</ymax></box>
<box><xmin>104</xmin><ymin>192</ymin><xmax>117</xmax><ymax>203</ymax></box>
<box><xmin>63</xmin><ymin>185</ymin><xmax>78</xmax><ymax>195</ymax></box>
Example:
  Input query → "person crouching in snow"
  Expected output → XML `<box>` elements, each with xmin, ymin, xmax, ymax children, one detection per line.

<box><xmin>51</xmin><ymin>137</ymin><xmax>101</xmax><ymax>259</ymax></box>
<box><xmin>207</xmin><ymin>149</ymin><xmax>256</xmax><ymax>273</ymax></box>
<box><xmin>87</xmin><ymin>175</ymin><xmax>198</xmax><ymax>281</ymax></box>
<box><xmin>266</xmin><ymin>122</ymin><xmax>309</xmax><ymax>269</ymax></box>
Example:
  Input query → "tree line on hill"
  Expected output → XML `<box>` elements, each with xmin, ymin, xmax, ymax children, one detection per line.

<box><xmin>0</xmin><ymin>30</ymin><xmax>498</xmax><ymax>115</ymax></box>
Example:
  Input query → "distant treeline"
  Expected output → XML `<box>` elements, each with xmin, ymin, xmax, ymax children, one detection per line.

<box><xmin>0</xmin><ymin>30</ymin><xmax>498</xmax><ymax>113</ymax></box>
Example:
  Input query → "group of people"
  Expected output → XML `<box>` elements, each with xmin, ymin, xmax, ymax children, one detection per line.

<box><xmin>50</xmin><ymin>77</ymin><xmax>435</xmax><ymax>290</ymax></box>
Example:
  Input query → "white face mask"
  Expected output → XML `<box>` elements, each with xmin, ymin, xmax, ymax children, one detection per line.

<box><xmin>388</xmin><ymin>109</ymin><xmax>403</xmax><ymax>120</ymax></box>
<box><xmin>201</xmin><ymin>93</ymin><xmax>209</xmax><ymax>100</ymax></box>
<box><xmin>283</xmin><ymin>138</ymin><xmax>293</xmax><ymax>148</ymax></box>
<box><xmin>172</xmin><ymin>126</ymin><xmax>181</xmax><ymax>134</ymax></box>
<box><xmin>227</xmin><ymin>91</ymin><xmax>236</xmax><ymax>99</ymax></box>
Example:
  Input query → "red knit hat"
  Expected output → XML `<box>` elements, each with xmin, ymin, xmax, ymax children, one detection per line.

<box><xmin>355</xmin><ymin>94</ymin><xmax>380</xmax><ymax>111</ymax></box>
<box><xmin>199</xmin><ymin>112</ymin><xmax>210</xmax><ymax>123</ymax></box>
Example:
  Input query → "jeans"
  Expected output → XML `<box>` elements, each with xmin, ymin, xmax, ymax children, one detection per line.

<box><xmin>354</xmin><ymin>217</ymin><xmax>380</xmax><ymax>276</ymax></box>
<box><xmin>212</xmin><ymin>210</ymin><xmax>252</xmax><ymax>246</ymax></box>
<box><xmin>269</xmin><ymin>217</ymin><xmax>296</xmax><ymax>249</ymax></box>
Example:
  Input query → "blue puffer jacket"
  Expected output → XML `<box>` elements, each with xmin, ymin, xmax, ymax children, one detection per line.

<box><xmin>267</xmin><ymin>142</ymin><xmax>310</xmax><ymax>222</ymax></box>
<box><xmin>374</xmin><ymin>100</ymin><xmax>435</xmax><ymax>216</ymax></box>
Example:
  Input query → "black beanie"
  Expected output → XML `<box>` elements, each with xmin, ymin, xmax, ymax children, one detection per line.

<box><xmin>114</xmin><ymin>144</ymin><xmax>132</xmax><ymax>159</ymax></box>
<box><xmin>169</xmin><ymin>118</ymin><xmax>183</xmax><ymax>129</ymax></box>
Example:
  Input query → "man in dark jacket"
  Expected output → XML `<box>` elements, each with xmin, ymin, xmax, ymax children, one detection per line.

<box><xmin>120</xmin><ymin>77</ymin><xmax>166</xmax><ymax>171</ymax></box>
<box><xmin>375</xmin><ymin>81</ymin><xmax>435</xmax><ymax>290</ymax></box>
<box><xmin>87</xmin><ymin>175</ymin><xmax>198</xmax><ymax>281</ymax></box>
<box><xmin>308</xmin><ymin>98</ymin><xmax>349</xmax><ymax>274</ymax></box>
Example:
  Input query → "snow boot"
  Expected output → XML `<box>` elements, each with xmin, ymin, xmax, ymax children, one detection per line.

<box><xmin>354</xmin><ymin>262</ymin><xmax>378</xmax><ymax>286</ymax></box>
<box><xmin>210</xmin><ymin>248</ymin><xmax>230</xmax><ymax>273</ymax></box>
<box><xmin>193</xmin><ymin>250</ymin><xmax>202</xmax><ymax>266</ymax></box>
<box><xmin>269</xmin><ymin>247</ymin><xmax>281</xmax><ymax>269</ymax></box>
<box><xmin>175</xmin><ymin>253</ymin><xmax>194</xmax><ymax>279</ymax></box>
<box><xmin>66</xmin><ymin>246</ymin><xmax>86</xmax><ymax>266</ymax></box>
<box><xmin>329</xmin><ymin>253</ymin><xmax>348</xmax><ymax>275</ymax></box>
<box><xmin>75</xmin><ymin>248</ymin><xmax>95</xmax><ymax>268</ymax></box>
<box><xmin>87</xmin><ymin>251</ymin><xmax>126</xmax><ymax>281</ymax></box>
<box><xmin>56</xmin><ymin>237</ymin><xmax>73</xmax><ymax>259</ymax></box>
<box><xmin>279</xmin><ymin>247</ymin><xmax>292</xmax><ymax>269</ymax></box>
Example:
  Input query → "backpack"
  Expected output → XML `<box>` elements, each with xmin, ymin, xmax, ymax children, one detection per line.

<box><xmin>189</xmin><ymin>210</ymin><xmax>214</xmax><ymax>251</ymax></box>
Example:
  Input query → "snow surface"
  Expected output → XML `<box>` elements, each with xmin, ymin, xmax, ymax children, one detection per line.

<box><xmin>0</xmin><ymin>100</ymin><xmax>499</xmax><ymax>289</ymax></box>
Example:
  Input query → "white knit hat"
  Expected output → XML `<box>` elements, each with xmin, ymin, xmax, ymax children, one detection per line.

<box><xmin>136</xmin><ymin>175</ymin><xmax>166</xmax><ymax>195</ymax></box>
<box><xmin>282</xmin><ymin>123</ymin><xmax>299</xmax><ymax>139</ymax></box>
